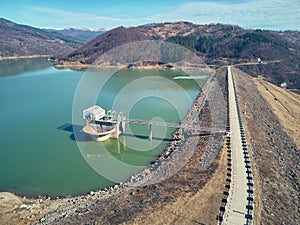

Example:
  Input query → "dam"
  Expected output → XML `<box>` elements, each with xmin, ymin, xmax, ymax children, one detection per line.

<box><xmin>82</xmin><ymin>105</ymin><xmax>226</xmax><ymax>142</ymax></box>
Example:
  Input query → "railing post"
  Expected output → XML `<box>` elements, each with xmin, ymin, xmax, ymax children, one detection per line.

<box><xmin>149</xmin><ymin>124</ymin><xmax>153</xmax><ymax>140</ymax></box>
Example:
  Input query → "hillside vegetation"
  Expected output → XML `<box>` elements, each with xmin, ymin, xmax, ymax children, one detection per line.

<box><xmin>0</xmin><ymin>18</ymin><xmax>84</xmax><ymax>57</ymax></box>
<box><xmin>56</xmin><ymin>22</ymin><xmax>300</xmax><ymax>90</ymax></box>
<box><xmin>1</xmin><ymin>18</ymin><xmax>299</xmax><ymax>90</ymax></box>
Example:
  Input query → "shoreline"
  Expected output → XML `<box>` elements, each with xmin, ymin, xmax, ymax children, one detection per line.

<box><xmin>39</xmin><ymin>72</ymin><xmax>220</xmax><ymax>224</ymax></box>
<box><xmin>0</xmin><ymin>55</ymin><xmax>50</xmax><ymax>61</ymax></box>
<box><xmin>0</xmin><ymin>72</ymin><xmax>215</xmax><ymax>224</ymax></box>
<box><xmin>53</xmin><ymin>61</ymin><xmax>212</xmax><ymax>72</ymax></box>
<box><xmin>0</xmin><ymin>74</ymin><xmax>212</xmax><ymax>200</ymax></box>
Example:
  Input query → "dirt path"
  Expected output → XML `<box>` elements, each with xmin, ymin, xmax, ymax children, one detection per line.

<box><xmin>222</xmin><ymin>66</ymin><xmax>250</xmax><ymax>224</ymax></box>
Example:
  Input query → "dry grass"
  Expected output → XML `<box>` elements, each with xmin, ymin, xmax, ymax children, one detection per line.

<box><xmin>124</xmin><ymin>143</ymin><xmax>227</xmax><ymax>225</ymax></box>
<box><xmin>254</xmin><ymin>78</ymin><xmax>300</xmax><ymax>149</ymax></box>
<box><xmin>233</xmin><ymin>67</ymin><xmax>300</xmax><ymax>224</ymax></box>
<box><xmin>145</xmin><ymin>22</ymin><xmax>196</xmax><ymax>40</ymax></box>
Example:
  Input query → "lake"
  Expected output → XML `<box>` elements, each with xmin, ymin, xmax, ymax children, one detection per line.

<box><xmin>0</xmin><ymin>58</ymin><xmax>209</xmax><ymax>197</ymax></box>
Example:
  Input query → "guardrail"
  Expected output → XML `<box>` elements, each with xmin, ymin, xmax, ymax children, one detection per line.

<box><xmin>218</xmin><ymin>66</ymin><xmax>254</xmax><ymax>224</ymax></box>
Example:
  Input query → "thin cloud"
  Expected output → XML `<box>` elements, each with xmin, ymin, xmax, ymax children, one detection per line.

<box><xmin>28</xmin><ymin>6</ymin><xmax>139</xmax><ymax>28</ymax></box>
<box><xmin>27</xmin><ymin>1</ymin><xmax>300</xmax><ymax>30</ymax></box>
<box><xmin>146</xmin><ymin>0</ymin><xmax>300</xmax><ymax>30</ymax></box>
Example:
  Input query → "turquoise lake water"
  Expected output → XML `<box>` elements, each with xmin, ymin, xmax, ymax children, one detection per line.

<box><xmin>0</xmin><ymin>58</ymin><xmax>208</xmax><ymax>197</ymax></box>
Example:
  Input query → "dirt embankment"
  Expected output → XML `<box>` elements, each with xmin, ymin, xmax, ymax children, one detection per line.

<box><xmin>232</xmin><ymin>67</ymin><xmax>300</xmax><ymax>225</ymax></box>
<box><xmin>0</xmin><ymin>73</ymin><xmax>229</xmax><ymax>225</ymax></box>
<box><xmin>39</xmin><ymin>75</ymin><xmax>227</xmax><ymax>225</ymax></box>
<box><xmin>253</xmin><ymin>78</ymin><xmax>300</xmax><ymax>149</ymax></box>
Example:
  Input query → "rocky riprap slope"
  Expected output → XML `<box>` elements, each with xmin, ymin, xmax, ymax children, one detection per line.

<box><xmin>32</xmin><ymin>71</ymin><xmax>227</xmax><ymax>225</ymax></box>
<box><xmin>233</xmin><ymin>67</ymin><xmax>300</xmax><ymax>225</ymax></box>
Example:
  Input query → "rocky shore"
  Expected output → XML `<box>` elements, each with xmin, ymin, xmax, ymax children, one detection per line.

<box><xmin>0</xmin><ymin>73</ymin><xmax>226</xmax><ymax>225</ymax></box>
<box><xmin>0</xmin><ymin>55</ymin><xmax>49</xmax><ymax>61</ymax></box>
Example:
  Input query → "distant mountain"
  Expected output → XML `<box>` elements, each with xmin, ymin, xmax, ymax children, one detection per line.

<box><xmin>0</xmin><ymin>18</ymin><xmax>84</xmax><ymax>57</ymax></box>
<box><xmin>56</xmin><ymin>22</ymin><xmax>300</xmax><ymax>90</ymax></box>
<box><xmin>58</xmin><ymin>26</ymin><xmax>150</xmax><ymax>64</ymax></box>
<box><xmin>45</xmin><ymin>27</ymin><xmax>105</xmax><ymax>42</ymax></box>
<box><xmin>69</xmin><ymin>27</ymin><xmax>105</xmax><ymax>32</ymax></box>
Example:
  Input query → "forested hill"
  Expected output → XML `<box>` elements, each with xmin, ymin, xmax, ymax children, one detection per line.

<box><xmin>58</xmin><ymin>22</ymin><xmax>300</xmax><ymax>90</ymax></box>
<box><xmin>0</xmin><ymin>18</ymin><xmax>84</xmax><ymax>57</ymax></box>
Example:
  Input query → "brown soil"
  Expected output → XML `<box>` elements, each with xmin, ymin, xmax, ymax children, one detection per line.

<box><xmin>253</xmin><ymin>78</ymin><xmax>300</xmax><ymax>149</ymax></box>
<box><xmin>232</xmin><ymin>67</ymin><xmax>300</xmax><ymax>225</ymax></box>
<box><xmin>0</xmin><ymin>194</ymin><xmax>58</xmax><ymax>225</ymax></box>
<box><xmin>123</xmin><ymin>143</ymin><xmax>227</xmax><ymax>225</ymax></box>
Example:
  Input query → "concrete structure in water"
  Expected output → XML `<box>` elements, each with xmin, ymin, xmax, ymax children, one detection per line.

<box><xmin>82</xmin><ymin>105</ymin><xmax>126</xmax><ymax>142</ymax></box>
<box><xmin>82</xmin><ymin>105</ymin><xmax>226</xmax><ymax>142</ymax></box>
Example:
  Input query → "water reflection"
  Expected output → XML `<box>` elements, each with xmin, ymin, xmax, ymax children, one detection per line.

<box><xmin>0</xmin><ymin>57</ymin><xmax>51</xmax><ymax>77</ymax></box>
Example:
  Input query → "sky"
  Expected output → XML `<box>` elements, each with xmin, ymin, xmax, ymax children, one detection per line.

<box><xmin>0</xmin><ymin>0</ymin><xmax>300</xmax><ymax>31</ymax></box>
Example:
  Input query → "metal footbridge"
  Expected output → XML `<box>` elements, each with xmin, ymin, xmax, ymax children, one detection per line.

<box><xmin>82</xmin><ymin>105</ymin><xmax>225</xmax><ymax>141</ymax></box>
<box><xmin>123</xmin><ymin>118</ymin><xmax>224</xmax><ymax>133</ymax></box>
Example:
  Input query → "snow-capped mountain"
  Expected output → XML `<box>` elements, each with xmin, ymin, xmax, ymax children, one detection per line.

<box><xmin>45</xmin><ymin>27</ymin><xmax>106</xmax><ymax>42</ymax></box>
<box><xmin>68</xmin><ymin>26</ymin><xmax>106</xmax><ymax>32</ymax></box>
